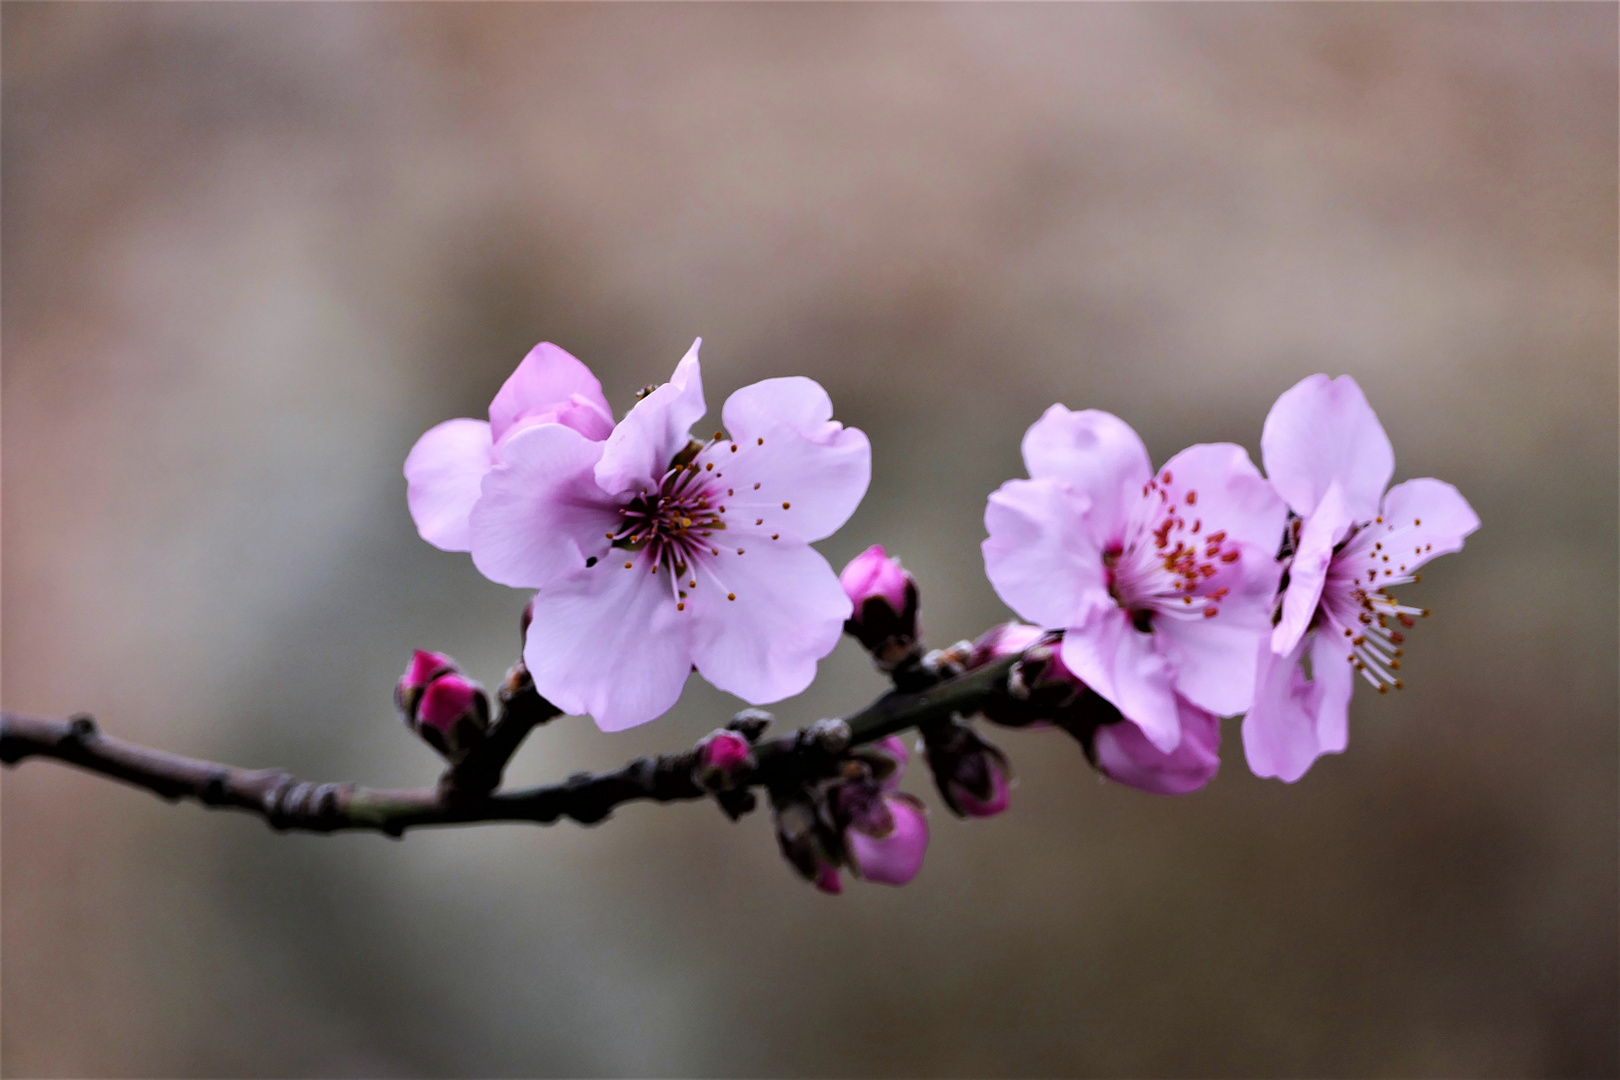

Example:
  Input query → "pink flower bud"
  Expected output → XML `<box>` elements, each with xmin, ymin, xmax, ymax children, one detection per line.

<box><xmin>814</xmin><ymin>863</ymin><xmax>844</xmax><ymax>895</ymax></box>
<box><xmin>1090</xmin><ymin>699</ymin><xmax>1221</xmax><ymax>796</ymax></box>
<box><xmin>972</xmin><ymin>623</ymin><xmax>1086</xmax><ymax>729</ymax></box>
<box><xmin>922</xmin><ymin>720</ymin><xmax>1013</xmax><ymax>817</ymax></box>
<box><xmin>839</xmin><ymin>545</ymin><xmax>920</xmax><ymax>666</ymax></box>
<box><xmin>694</xmin><ymin>728</ymin><xmax>757</xmax><ymax>795</ymax></box>
<box><xmin>970</xmin><ymin>621</ymin><xmax>1046</xmax><ymax>664</ymax></box>
<box><xmin>702</xmin><ymin>729</ymin><xmax>752</xmax><ymax>772</ymax></box>
<box><xmin>418</xmin><ymin>674</ymin><xmax>480</xmax><ymax>737</ymax></box>
<box><xmin>953</xmin><ymin>757</ymin><xmax>1010</xmax><ymax>817</ymax></box>
<box><xmin>395</xmin><ymin>650</ymin><xmax>490</xmax><ymax>763</ymax></box>
<box><xmin>840</xmin><ymin>544</ymin><xmax>912</xmax><ymax>613</ymax></box>
<box><xmin>845</xmin><ymin>792</ymin><xmax>929</xmax><ymax>885</ymax></box>
<box><xmin>401</xmin><ymin>649</ymin><xmax>458</xmax><ymax>695</ymax></box>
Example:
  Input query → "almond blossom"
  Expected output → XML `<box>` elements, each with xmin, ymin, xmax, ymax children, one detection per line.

<box><xmin>982</xmin><ymin>407</ymin><xmax>1286</xmax><ymax>753</ymax></box>
<box><xmin>430</xmin><ymin>339</ymin><xmax>869</xmax><ymax>731</ymax></box>
<box><xmin>1243</xmin><ymin>375</ymin><xmax>1479</xmax><ymax>782</ymax></box>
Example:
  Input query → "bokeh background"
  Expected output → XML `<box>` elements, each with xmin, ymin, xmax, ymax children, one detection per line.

<box><xmin>4</xmin><ymin>3</ymin><xmax>1615</xmax><ymax>1076</ymax></box>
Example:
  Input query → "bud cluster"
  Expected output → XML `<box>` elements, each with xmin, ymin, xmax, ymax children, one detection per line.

<box><xmin>770</xmin><ymin>735</ymin><xmax>929</xmax><ymax>894</ymax></box>
<box><xmin>395</xmin><ymin>650</ymin><xmax>491</xmax><ymax>764</ymax></box>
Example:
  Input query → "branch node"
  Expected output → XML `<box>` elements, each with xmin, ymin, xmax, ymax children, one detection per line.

<box><xmin>64</xmin><ymin>713</ymin><xmax>98</xmax><ymax>743</ymax></box>
<box><xmin>725</xmin><ymin>709</ymin><xmax>773</xmax><ymax>742</ymax></box>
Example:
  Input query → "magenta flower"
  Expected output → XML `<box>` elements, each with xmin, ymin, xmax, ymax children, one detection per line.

<box><xmin>1243</xmin><ymin>375</ymin><xmax>1479</xmax><ymax>782</ymax></box>
<box><xmin>983</xmin><ymin>406</ymin><xmax>1286</xmax><ymax>753</ymax></box>
<box><xmin>405</xmin><ymin>342</ymin><xmax>614</xmax><ymax>551</ymax></box>
<box><xmin>445</xmin><ymin>339</ymin><xmax>869</xmax><ymax>731</ymax></box>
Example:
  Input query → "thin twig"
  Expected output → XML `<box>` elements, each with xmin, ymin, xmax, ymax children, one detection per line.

<box><xmin>0</xmin><ymin>654</ymin><xmax>1019</xmax><ymax>837</ymax></box>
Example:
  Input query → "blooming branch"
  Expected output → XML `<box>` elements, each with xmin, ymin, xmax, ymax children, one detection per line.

<box><xmin>6</xmin><ymin>335</ymin><xmax>1477</xmax><ymax>893</ymax></box>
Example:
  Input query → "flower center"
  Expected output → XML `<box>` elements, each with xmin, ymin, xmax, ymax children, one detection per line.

<box><xmin>1318</xmin><ymin>519</ymin><xmax>1429</xmax><ymax>694</ymax></box>
<box><xmin>605</xmin><ymin>433</ymin><xmax>771</xmax><ymax>611</ymax></box>
<box><xmin>1106</xmin><ymin>470</ymin><xmax>1240</xmax><ymax>630</ymax></box>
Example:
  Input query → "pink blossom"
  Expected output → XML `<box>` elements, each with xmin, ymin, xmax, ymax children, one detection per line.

<box><xmin>1244</xmin><ymin>375</ymin><xmax>1478</xmax><ymax>782</ymax></box>
<box><xmin>983</xmin><ymin>407</ymin><xmax>1286</xmax><ymax>753</ymax></box>
<box><xmin>840</xmin><ymin>545</ymin><xmax>912</xmax><ymax>614</ymax></box>
<box><xmin>1091</xmin><ymin>695</ymin><xmax>1221</xmax><ymax>795</ymax></box>
<box><xmin>463</xmin><ymin>340</ymin><xmax>871</xmax><ymax>731</ymax></box>
<box><xmin>405</xmin><ymin>343</ymin><xmax>614</xmax><ymax>551</ymax></box>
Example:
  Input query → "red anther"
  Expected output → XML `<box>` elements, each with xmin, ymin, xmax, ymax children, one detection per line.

<box><xmin>1202</xmin><ymin>607</ymin><xmax>1218</xmax><ymax>618</ymax></box>
<box><xmin>1397</xmin><ymin>613</ymin><xmax>1415</xmax><ymax>627</ymax></box>
<box><xmin>1161</xmin><ymin>471</ymin><xmax>1172</xmax><ymax>483</ymax></box>
<box><xmin>1220</xmin><ymin>551</ymin><xmax>1239</xmax><ymax>563</ymax></box>
<box><xmin>1186</xmin><ymin>490</ymin><xmax>1197</xmax><ymax>505</ymax></box>
<box><xmin>1206</xmin><ymin>531</ymin><xmax>1226</xmax><ymax>544</ymax></box>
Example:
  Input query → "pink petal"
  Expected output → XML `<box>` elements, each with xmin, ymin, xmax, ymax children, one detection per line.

<box><xmin>489</xmin><ymin>342</ymin><xmax>614</xmax><ymax>444</ymax></box>
<box><xmin>468</xmin><ymin>423</ymin><xmax>617</xmax><ymax>589</ymax></box>
<box><xmin>1020</xmin><ymin>406</ymin><xmax>1153</xmax><ymax>547</ymax></box>
<box><xmin>848</xmin><ymin>793</ymin><xmax>929</xmax><ymax>886</ymax></box>
<box><xmin>1272</xmin><ymin>481</ymin><xmax>1354</xmax><ymax>656</ymax></box>
<box><xmin>1144</xmin><ymin>442</ymin><xmax>1287</xmax><ymax>716</ymax></box>
<box><xmin>1092</xmin><ymin>695</ymin><xmax>1221</xmax><ymax>795</ymax></box>
<box><xmin>1377</xmin><ymin>478</ymin><xmax>1480</xmax><ymax>571</ymax></box>
<box><xmin>982</xmin><ymin>478</ymin><xmax>1111</xmax><ymax>630</ymax></box>
<box><xmin>522</xmin><ymin>556</ymin><xmax>694</xmax><ymax>732</ymax></box>
<box><xmin>1241</xmin><ymin>630</ymin><xmax>1355</xmax><ymax>783</ymax></box>
<box><xmin>1059</xmin><ymin>605</ymin><xmax>1182</xmax><ymax>753</ymax></box>
<box><xmin>1156</xmin><ymin>441</ymin><xmax>1289</xmax><ymax>560</ymax></box>
<box><xmin>404</xmin><ymin>418</ymin><xmax>494</xmax><ymax>552</ymax></box>
<box><xmin>685</xmin><ymin>542</ymin><xmax>851</xmax><ymax>706</ymax></box>
<box><xmin>716</xmin><ymin>377</ymin><xmax>871</xmax><ymax>544</ymax></box>
<box><xmin>1153</xmin><ymin>606</ymin><xmax>1273</xmax><ymax>718</ymax></box>
<box><xmin>1261</xmin><ymin>374</ymin><xmax>1394</xmax><ymax>521</ymax></box>
<box><xmin>594</xmin><ymin>339</ymin><xmax>706</xmax><ymax>495</ymax></box>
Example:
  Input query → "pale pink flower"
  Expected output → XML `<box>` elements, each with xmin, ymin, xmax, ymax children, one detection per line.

<box><xmin>464</xmin><ymin>340</ymin><xmax>870</xmax><ymax>731</ymax></box>
<box><xmin>1244</xmin><ymin>375</ymin><xmax>1479</xmax><ymax>782</ymax></box>
<box><xmin>983</xmin><ymin>407</ymin><xmax>1286</xmax><ymax>753</ymax></box>
<box><xmin>405</xmin><ymin>343</ymin><xmax>614</xmax><ymax>551</ymax></box>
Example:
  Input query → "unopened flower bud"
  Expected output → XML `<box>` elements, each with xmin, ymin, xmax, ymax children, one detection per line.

<box><xmin>395</xmin><ymin>649</ymin><xmax>490</xmax><ymax>763</ymax></box>
<box><xmin>770</xmin><ymin>787</ymin><xmax>843</xmax><ymax>893</ymax></box>
<box><xmin>1087</xmin><ymin>700</ymin><xmax>1221</xmax><ymax>796</ymax></box>
<box><xmin>970</xmin><ymin>623</ymin><xmax>1086</xmax><ymax>728</ymax></box>
<box><xmin>921</xmin><ymin>719</ymin><xmax>1012</xmax><ymax>817</ymax></box>
<box><xmin>694</xmin><ymin>729</ymin><xmax>755</xmax><ymax>793</ymax></box>
<box><xmin>844</xmin><ymin>792</ymin><xmax>929</xmax><ymax>885</ymax></box>
<box><xmin>840</xmin><ymin>545</ymin><xmax>920</xmax><ymax>669</ymax></box>
<box><xmin>1050</xmin><ymin>689</ymin><xmax>1221</xmax><ymax>796</ymax></box>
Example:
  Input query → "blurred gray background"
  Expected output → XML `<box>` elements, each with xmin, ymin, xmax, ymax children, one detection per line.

<box><xmin>4</xmin><ymin>3</ymin><xmax>1615</xmax><ymax>1076</ymax></box>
